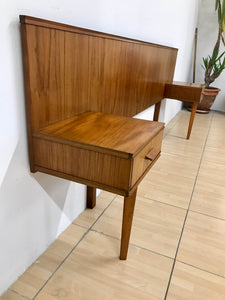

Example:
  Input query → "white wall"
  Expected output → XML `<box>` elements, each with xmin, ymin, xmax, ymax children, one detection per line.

<box><xmin>0</xmin><ymin>0</ymin><xmax>200</xmax><ymax>294</ymax></box>
<box><xmin>196</xmin><ymin>0</ymin><xmax>225</xmax><ymax>112</ymax></box>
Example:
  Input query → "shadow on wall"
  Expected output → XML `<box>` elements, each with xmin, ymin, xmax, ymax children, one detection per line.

<box><xmin>33</xmin><ymin>173</ymin><xmax>71</xmax><ymax>211</ymax></box>
<box><xmin>0</xmin><ymin>137</ymin><xmax>86</xmax><ymax>293</ymax></box>
<box><xmin>0</xmin><ymin>131</ymin><xmax>84</xmax><ymax>219</ymax></box>
<box><xmin>33</xmin><ymin>172</ymin><xmax>87</xmax><ymax>234</ymax></box>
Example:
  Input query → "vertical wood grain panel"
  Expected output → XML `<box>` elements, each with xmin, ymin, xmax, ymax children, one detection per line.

<box><xmin>22</xmin><ymin>18</ymin><xmax>177</xmax><ymax>131</ymax></box>
<box><xmin>88</xmin><ymin>36</ymin><xmax>177</xmax><ymax>116</ymax></box>
<box><xmin>33</xmin><ymin>138</ymin><xmax>132</xmax><ymax>190</ymax></box>
<box><xmin>26</xmin><ymin>25</ymin><xmax>65</xmax><ymax>130</ymax></box>
<box><xmin>64</xmin><ymin>32</ymin><xmax>89</xmax><ymax>118</ymax></box>
<box><xmin>25</xmin><ymin>25</ymin><xmax>89</xmax><ymax>131</ymax></box>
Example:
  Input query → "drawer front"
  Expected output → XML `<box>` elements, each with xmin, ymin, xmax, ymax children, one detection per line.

<box><xmin>131</xmin><ymin>129</ymin><xmax>164</xmax><ymax>187</ymax></box>
<box><xmin>33</xmin><ymin>138</ymin><xmax>131</xmax><ymax>191</ymax></box>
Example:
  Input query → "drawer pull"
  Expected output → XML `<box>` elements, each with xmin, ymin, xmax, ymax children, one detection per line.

<box><xmin>145</xmin><ymin>148</ymin><xmax>159</xmax><ymax>161</ymax></box>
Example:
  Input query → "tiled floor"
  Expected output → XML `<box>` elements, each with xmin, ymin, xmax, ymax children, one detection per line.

<box><xmin>2</xmin><ymin>109</ymin><xmax>225</xmax><ymax>300</ymax></box>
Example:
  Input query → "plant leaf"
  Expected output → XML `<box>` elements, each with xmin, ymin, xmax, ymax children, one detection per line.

<box><xmin>216</xmin><ymin>0</ymin><xmax>219</xmax><ymax>10</ymax></box>
<box><xmin>212</xmin><ymin>48</ymin><xmax>219</xmax><ymax>61</ymax></box>
<box><xmin>222</xmin><ymin>0</ymin><xmax>225</xmax><ymax>32</ymax></box>
<box><xmin>215</xmin><ymin>50</ymin><xmax>225</xmax><ymax>61</ymax></box>
<box><xmin>202</xmin><ymin>57</ymin><xmax>209</xmax><ymax>69</ymax></box>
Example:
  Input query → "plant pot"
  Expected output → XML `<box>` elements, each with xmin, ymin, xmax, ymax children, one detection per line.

<box><xmin>196</xmin><ymin>87</ymin><xmax>220</xmax><ymax>113</ymax></box>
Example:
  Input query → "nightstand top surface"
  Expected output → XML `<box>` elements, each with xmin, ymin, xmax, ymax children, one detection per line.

<box><xmin>36</xmin><ymin>111</ymin><xmax>164</xmax><ymax>156</ymax></box>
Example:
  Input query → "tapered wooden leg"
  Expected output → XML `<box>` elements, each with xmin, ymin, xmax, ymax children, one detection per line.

<box><xmin>86</xmin><ymin>186</ymin><xmax>96</xmax><ymax>209</ymax></box>
<box><xmin>120</xmin><ymin>188</ymin><xmax>137</xmax><ymax>260</ymax></box>
<box><xmin>187</xmin><ymin>102</ymin><xmax>198</xmax><ymax>139</ymax></box>
<box><xmin>153</xmin><ymin>101</ymin><xmax>161</xmax><ymax>121</ymax></box>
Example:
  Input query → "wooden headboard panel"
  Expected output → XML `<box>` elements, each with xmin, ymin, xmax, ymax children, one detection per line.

<box><xmin>20</xmin><ymin>15</ymin><xmax>177</xmax><ymax>131</ymax></box>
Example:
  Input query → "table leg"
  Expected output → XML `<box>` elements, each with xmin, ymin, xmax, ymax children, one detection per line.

<box><xmin>187</xmin><ymin>102</ymin><xmax>198</xmax><ymax>139</ymax></box>
<box><xmin>153</xmin><ymin>101</ymin><xmax>161</xmax><ymax>121</ymax></box>
<box><xmin>87</xmin><ymin>186</ymin><xmax>96</xmax><ymax>209</ymax></box>
<box><xmin>120</xmin><ymin>188</ymin><xmax>137</xmax><ymax>260</ymax></box>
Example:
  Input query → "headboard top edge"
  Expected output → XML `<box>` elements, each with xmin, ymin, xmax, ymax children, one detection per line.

<box><xmin>19</xmin><ymin>15</ymin><xmax>178</xmax><ymax>52</ymax></box>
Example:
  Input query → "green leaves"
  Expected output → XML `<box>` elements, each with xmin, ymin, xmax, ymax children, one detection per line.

<box><xmin>202</xmin><ymin>51</ymin><xmax>225</xmax><ymax>77</ymax></box>
<box><xmin>205</xmin><ymin>1</ymin><xmax>225</xmax><ymax>86</ymax></box>
<box><xmin>202</xmin><ymin>56</ymin><xmax>209</xmax><ymax>69</ymax></box>
<box><xmin>216</xmin><ymin>0</ymin><xmax>225</xmax><ymax>32</ymax></box>
<box><xmin>216</xmin><ymin>0</ymin><xmax>219</xmax><ymax>10</ymax></box>
<box><xmin>222</xmin><ymin>0</ymin><xmax>225</xmax><ymax>32</ymax></box>
<box><xmin>212</xmin><ymin>48</ymin><xmax>219</xmax><ymax>61</ymax></box>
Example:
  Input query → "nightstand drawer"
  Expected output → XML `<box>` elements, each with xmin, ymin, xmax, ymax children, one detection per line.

<box><xmin>131</xmin><ymin>129</ymin><xmax>164</xmax><ymax>187</ymax></box>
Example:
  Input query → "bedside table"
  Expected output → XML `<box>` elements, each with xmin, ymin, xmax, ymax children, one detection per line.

<box><xmin>33</xmin><ymin>111</ymin><xmax>164</xmax><ymax>259</ymax></box>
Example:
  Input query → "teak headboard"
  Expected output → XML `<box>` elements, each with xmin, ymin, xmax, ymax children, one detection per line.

<box><xmin>20</xmin><ymin>15</ymin><xmax>177</xmax><ymax>132</ymax></box>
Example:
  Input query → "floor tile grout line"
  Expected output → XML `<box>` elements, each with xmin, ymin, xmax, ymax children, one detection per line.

<box><xmin>72</xmin><ymin>223</ymin><xmax>89</xmax><ymax>230</ymax></box>
<box><xmin>150</xmin><ymin>168</ymin><xmax>200</xmax><ymax>181</ymax></box>
<box><xmin>32</xmin><ymin>194</ymin><xmax>117</xmax><ymax>300</ymax></box>
<box><xmin>89</xmin><ymin>194</ymin><xmax>118</xmax><ymax>230</ymax></box>
<box><xmin>189</xmin><ymin>209</ymin><xmax>225</xmax><ymax>223</ymax></box>
<box><xmin>167</xmin><ymin>132</ymin><xmax>209</xmax><ymax>140</ymax></box>
<box><xmin>203</xmin><ymin>157</ymin><xmax>225</xmax><ymax>167</ymax></box>
<box><xmin>164</xmin><ymin>112</ymin><xmax>214</xmax><ymax>300</ymax></box>
<box><xmin>141</xmin><ymin>190</ymin><xmax>225</xmax><ymax>222</ymax></box>
<box><xmin>142</xmin><ymin>193</ymin><xmax>190</xmax><ymax>209</ymax></box>
<box><xmin>90</xmin><ymin>228</ymin><xmax>174</xmax><ymax>261</ymax></box>
<box><xmin>140</xmin><ymin>195</ymin><xmax>187</xmax><ymax>211</ymax></box>
<box><xmin>176</xmin><ymin>260</ymin><xmax>225</xmax><ymax>280</ymax></box>
<box><xmin>161</xmin><ymin>148</ymin><xmax>202</xmax><ymax>160</ymax></box>
<box><xmin>200</xmin><ymin>149</ymin><xmax>225</xmax><ymax>165</ymax></box>
<box><xmin>32</xmin><ymin>230</ymin><xmax>90</xmax><ymax>300</ymax></box>
<box><xmin>163</xmin><ymin>112</ymin><xmax>184</xmax><ymax>138</ymax></box>
<box><xmin>204</xmin><ymin>144</ymin><xmax>225</xmax><ymax>151</ymax></box>
<box><xmin>163</xmin><ymin>110</ymin><xmax>210</xmax><ymax>139</ymax></box>
<box><xmin>8</xmin><ymin>288</ymin><xmax>31</xmax><ymax>300</ymax></box>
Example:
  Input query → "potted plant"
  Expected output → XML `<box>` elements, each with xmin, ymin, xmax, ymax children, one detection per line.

<box><xmin>197</xmin><ymin>0</ymin><xmax>225</xmax><ymax>113</ymax></box>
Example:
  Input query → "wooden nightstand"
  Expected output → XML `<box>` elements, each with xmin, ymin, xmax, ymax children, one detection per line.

<box><xmin>33</xmin><ymin>112</ymin><xmax>164</xmax><ymax>196</ymax></box>
<box><xmin>32</xmin><ymin>112</ymin><xmax>164</xmax><ymax>259</ymax></box>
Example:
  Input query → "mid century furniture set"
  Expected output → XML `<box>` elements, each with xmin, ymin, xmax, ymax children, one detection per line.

<box><xmin>20</xmin><ymin>15</ymin><xmax>203</xmax><ymax>260</ymax></box>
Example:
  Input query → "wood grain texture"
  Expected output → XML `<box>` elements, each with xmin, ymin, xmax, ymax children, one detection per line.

<box><xmin>153</xmin><ymin>101</ymin><xmax>161</xmax><ymax>121</ymax></box>
<box><xmin>20</xmin><ymin>23</ymin><xmax>36</xmax><ymax>171</ymax></box>
<box><xmin>164</xmin><ymin>81</ymin><xmax>204</xmax><ymax>103</ymax></box>
<box><xmin>131</xmin><ymin>129</ymin><xmax>163</xmax><ymax>186</ymax></box>
<box><xmin>186</xmin><ymin>102</ymin><xmax>198</xmax><ymax>139</ymax></box>
<box><xmin>87</xmin><ymin>186</ymin><xmax>96</xmax><ymax>209</ymax></box>
<box><xmin>33</xmin><ymin>166</ymin><xmax>130</xmax><ymax>196</ymax></box>
<box><xmin>164</xmin><ymin>82</ymin><xmax>204</xmax><ymax>139</ymax></box>
<box><xmin>20</xmin><ymin>15</ymin><xmax>177</xmax><ymax>50</ymax></box>
<box><xmin>120</xmin><ymin>189</ymin><xmax>137</xmax><ymax>260</ymax></box>
<box><xmin>33</xmin><ymin>112</ymin><xmax>164</xmax><ymax>195</ymax></box>
<box><xmin>20</xmin><ymin>15</ymin><xmax>177</xmax><ymax>133</ymax></box>
<box><xmin>22</xmin><ymin>24</ymin><xmax>89</xmax><ymax>132</ymax></box>
<box><xmin>88</xmin><ymin>37</ymin><xmax>177</xmax><ymax>116</ymax></box>
<box><xmin>33</xmin><ymin>138</ymin><xmax>132</xmax><ymax>192</ymax></box>
<box><xmin>35</xmin><ymin>112</ymin><xmax>164</xmax><ymax>156</ymax></box>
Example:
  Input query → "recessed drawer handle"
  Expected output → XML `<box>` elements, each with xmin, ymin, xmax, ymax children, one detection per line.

<box><xmin>145</xmin><ymin>148</ymin><xmax>159</xmax><ymax>161</ymax></box>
